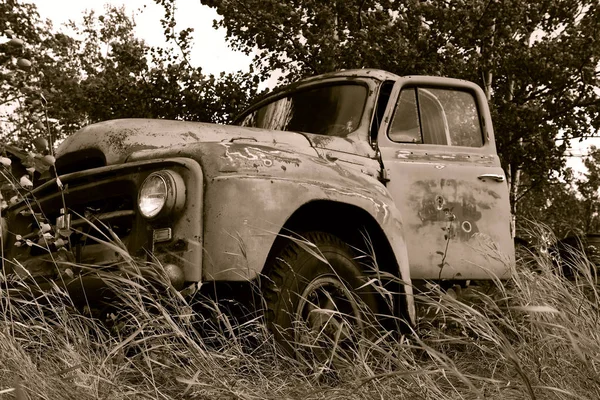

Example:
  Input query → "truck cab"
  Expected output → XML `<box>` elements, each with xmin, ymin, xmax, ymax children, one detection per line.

<box><xmin>235</xmin><ymin>70</ymin><xmax>514</xmax><ymax>283</ymax></box>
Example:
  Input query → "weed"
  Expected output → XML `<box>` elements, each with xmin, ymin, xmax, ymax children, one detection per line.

<box><xmin>2</xmin><ymin>159</ymin><xmax>600</xmax><ymax>398</ymax></box>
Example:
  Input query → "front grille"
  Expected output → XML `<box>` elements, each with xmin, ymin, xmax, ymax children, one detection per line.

<box><xmin>24</xmin><ymin>192</ymin><xmax>138</xmax><ymax>258</ymax></box>
<box><xmin>55</xmin><ymin>149</ymin><xmax>107</xmax><ymax>175</ymax></box>
<box><xmin>3</xmin><ymin>158</ymin><xmax>200</xmax><ymax>282</ymax></box>
<box><xmin>5</xmin><ymin>164</ymin><xmax>151</xmax><ymax>273</ymax></box>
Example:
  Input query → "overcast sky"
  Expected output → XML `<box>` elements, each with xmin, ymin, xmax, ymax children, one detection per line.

<box><xmin>31</xmin><ymin>0</ymin><xmax>252</xmax><ymax>76</ymax></box>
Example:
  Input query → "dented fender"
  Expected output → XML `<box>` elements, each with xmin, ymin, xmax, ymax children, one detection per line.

<box><xmin>128</xmin><ymin>140</ymin><xmax>414</xmax><ymax>322</ymax></box>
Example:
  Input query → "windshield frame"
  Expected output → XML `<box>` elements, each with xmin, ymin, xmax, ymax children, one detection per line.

<box><xmin>234</xmin><ymin>76</ymin><xmax>381</xmax><ymax>142</ymax></box>
<box><xmin>234</xmin><ymin>79</ymin><xmax>370</xmax><ymax>138</ymax></box>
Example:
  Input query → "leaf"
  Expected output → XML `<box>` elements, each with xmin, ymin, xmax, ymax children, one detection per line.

<box><xmin>40</xmin><ymin>223</ymin><xmax>51</xmax><ymax>234</ymax></box>
<box><xmin>33</xmin><ymin>137</ymin><xmax>48</xmax><ymax>152</ymax></box>
<box><xmin>0</xmin><ymin>157</ymin><xmax>11</xmax><ymax>167</ymax></box>
<box><xmin>8</xmin><ymin>38</ymin><xmax>24</xmax><ymax>47</ymax></box>
<box><xmin>19</xmin><ymin>175</ymin><xmax>33</xmax><ymax>189</ymax></box>
<box><xmin>16</xmin><ymin>58</ymin><xmax>31</xmax><ymax>70</ymax></box>
<box><xmin>41</xmin><ymin>155</ymin><xmax>55</xmax><ymax>166</ymax></box>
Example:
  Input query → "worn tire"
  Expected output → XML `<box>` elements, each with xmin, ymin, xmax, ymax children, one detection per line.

<box><xmin>261</xmin><ymin>231</ymin><xmax>379</xmax><ymax>358</ymax></box>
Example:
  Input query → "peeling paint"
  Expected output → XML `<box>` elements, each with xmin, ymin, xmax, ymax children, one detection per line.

<box><xmin>220</xmin><ymin>143</ymin><xmax>302</xmax><ymax>170</ymax></box>
<box><xmin>55</xmin><ymin>119</ymin><xmax>313</xmax><ymax>167</ymax></box>
<box><xmin>408</xmin><ymin>179</ymin><xmax>501</xmax><ymax>242</ymax></box>
<box><xmin>394</xmin><ymin>150</ymin><xmax>496</xmax><ymax>165</ymax></box>
<box><xmin>319</xmin><ymin>185</ymin><xmax>391</xmax><ymax>222</ymax></box>
<box><xmin>181</xmin><ymin>131</ymin><xmax>201</xmax><ymax>141</ymax></box>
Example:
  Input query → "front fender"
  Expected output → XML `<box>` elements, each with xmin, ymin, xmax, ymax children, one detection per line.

<box><xmin>128</xmin><ymin>141</ymin><xmax>414</xmax><ymax>322</ymax></box>
<box><xmin>201</xmin><ymin>173</ymin><xmax>414</xmax><ymax>324</ymax></box>
<box><xmin>199</xmin><ymin>141</ymin><xmax>412</xmax><ymax>311</ymax></box>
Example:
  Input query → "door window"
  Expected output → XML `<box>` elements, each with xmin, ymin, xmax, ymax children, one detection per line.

<box><xmin>389</xmin><ymin>89</ymin><xmax>421</xmax><ymax>143</ymax></box>
<box><xmin>389</xmin><ymin>87</ymin><xmax>484</xmax><ymax>147</ymax></box>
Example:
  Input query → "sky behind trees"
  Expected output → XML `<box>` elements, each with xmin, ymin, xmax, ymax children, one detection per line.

<box><xmin>30</xmin><ymin>0</ymin><xmax>252</xmax><ymax>76</ymax></box>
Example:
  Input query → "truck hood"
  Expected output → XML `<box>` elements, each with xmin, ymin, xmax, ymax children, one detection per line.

<box><xmin>55</xmin><ymin>118</ymin><xmax>314</xmax><ymax>172</ymax></box>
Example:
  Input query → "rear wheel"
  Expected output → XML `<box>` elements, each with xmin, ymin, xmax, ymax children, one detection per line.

<box><xmin>261</xmin><ymin>231</ymin><xmax>379</xmax><ymax>360</ymax></box>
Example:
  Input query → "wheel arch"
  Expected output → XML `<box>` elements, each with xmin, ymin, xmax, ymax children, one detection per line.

<box><xmin>264</xmin><ymin>199</ymin><xmax>412</xmax><ymax>324</ymax></box>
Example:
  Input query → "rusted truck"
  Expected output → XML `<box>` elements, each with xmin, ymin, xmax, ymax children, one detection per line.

<box><xmin>1</xmin><ymin>69</ymin><xmax>514</xmax><ymax>345</ymax></box>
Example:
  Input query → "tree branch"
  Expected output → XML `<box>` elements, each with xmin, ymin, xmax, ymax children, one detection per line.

<box><xmin>231</xmin><ymin>0</ymin><xmax>320</xmax><ymax>75</ymax></box>
<box><xmin>0</xmin><ymin>95</ymin><xmax>24</xmax><ymax>107</ymax></box>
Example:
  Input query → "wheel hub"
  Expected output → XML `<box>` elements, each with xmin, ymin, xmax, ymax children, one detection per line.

<box><xmin>294</xmin><ymin>275</ymin><xmax>364</xmax><ymax>349</ymax></box>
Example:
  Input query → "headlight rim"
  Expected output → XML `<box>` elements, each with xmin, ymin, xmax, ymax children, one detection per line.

<box><xmin>138</xmin><ymin>170</ymin><xmax>185</xmax><ymax>220</ymax></box>
<box><xmin>138</xmin><ymin>173</ymin><xmax>168</xmax><ymax>219</ymax></box>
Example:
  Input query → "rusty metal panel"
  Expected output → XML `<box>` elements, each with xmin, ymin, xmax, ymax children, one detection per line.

<box><xmin>377</xmin><ymin>76</ymin><xmax>514</xmax><ymax>280</ymax></box>
<box><xmin>200</xmin><ymin>171</ymin><xmax>414</xmax><ymax>323</ymax></box>
<box><xmin>56</xmin><ymin>119</ymin><xmax>314</xmax><ymax>166</ymax></box>
<box><xmin>381</xmin><ymin>148</ymin><xmax>514</xmax><ymax>279</ymax></box>
<box><xmin>196</xmin><ymin>145</ymin><xmax>403</xmax><ymax>276</ymax></box>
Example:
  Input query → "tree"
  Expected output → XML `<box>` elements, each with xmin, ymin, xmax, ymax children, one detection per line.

<box><xmin>517</xmin><ymin>169</ymin><xmax>586</xmax><ymax>238</ymax></box>
<box><xmin>51</xmin><ymin>6</ymin><xmax>259</xmax><ymax>128</ymax></box>
<box><xmin>577</xmin><ymin>146</ymin><xmax>600</xmax><ymax>233</ymax></box>
<box><xmin>0</xmin><ymin>0</ymin><xmax>52</xmax><ymax>147</ymax></box>
<box><xmin>196</xmin><ymin>0</ymin><xmax>600</xmax><ymax>223</ymax></box>
<box><xmin>1</xmin><ymin>1</ymin><xmax>259</xmax><ymax>149</ymax></box>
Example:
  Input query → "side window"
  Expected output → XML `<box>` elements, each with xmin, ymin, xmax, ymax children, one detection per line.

<box><xmin>389</xmin><ymin>87</ymin><xmax>484</xmax><ymax>147</ymax></box>
<box><xmin>370</xmin><ymin>81</ymin><xmax>394</xmax><ymax>143</ymax></box>
<box><xmin>419</xmin><ymin>88</ymin><xmax>449</xmax><ymax>145</ymax></box>
<box><xmin>389</xmin><ymin>89</ymin><xmax>421</xmax><ymax>143</ymax></box>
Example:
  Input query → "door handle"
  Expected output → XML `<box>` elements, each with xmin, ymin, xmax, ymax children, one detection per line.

<box><xmin>478</xmin><ymin>174</ymin><xmax>505</xmax><ymax>183</ymax></box>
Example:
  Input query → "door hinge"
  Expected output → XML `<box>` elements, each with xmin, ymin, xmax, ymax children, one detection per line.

<box><xmin>379</xmin><ymin>168</ymin><xmax>390</xmax><ymax>185</ymax></box>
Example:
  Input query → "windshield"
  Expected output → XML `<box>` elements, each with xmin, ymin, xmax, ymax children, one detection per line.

<box><xmin>238</xmin><ymin>84</ymin><xmax>367</xmax><ymax>137</ymax></box>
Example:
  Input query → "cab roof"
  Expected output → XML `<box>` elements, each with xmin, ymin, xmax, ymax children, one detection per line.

<box><xmin>235</xmin><ymin>69</ymin><xmax>399</xmax><ymax>124</ymax></box>
<box><xmin>265</xmin><ymin>69</ymin><xmax>399</xmax><ymax>96</ymax></box>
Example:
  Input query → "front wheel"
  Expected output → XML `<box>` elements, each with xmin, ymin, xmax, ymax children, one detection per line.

<box><xmin>261</xmin><ymin>231</ymin><xmax>379</xmax><ymax>360</ymax></box>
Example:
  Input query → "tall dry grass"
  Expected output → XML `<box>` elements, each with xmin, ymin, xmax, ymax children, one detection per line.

<box><xmin>0</xmin><ymin>233</ymin><xmax>599</xmax><ymax>399</ymax></box>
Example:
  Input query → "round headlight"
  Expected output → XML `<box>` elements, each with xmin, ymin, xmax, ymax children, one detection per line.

<box><xmin>138</xmin><ymin>171</ymin><xmax>186</xmax><ymax>220</ymax></box>
<box><xmin>138</xmin><ymin>173</ymin><xmax>168</xmax><ymax>218</ymax></box>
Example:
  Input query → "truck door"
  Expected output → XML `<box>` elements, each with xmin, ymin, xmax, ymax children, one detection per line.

<box><xmin>377</xmin><ymin>78</ymin><xmax>514</xmax><ymax>280</ymax></box>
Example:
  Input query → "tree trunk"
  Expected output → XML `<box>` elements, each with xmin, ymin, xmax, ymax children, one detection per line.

<box><xmin>506</xmin><ymin>79</ymin><xmax>519</xmax><ymax>238</ymax></box>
